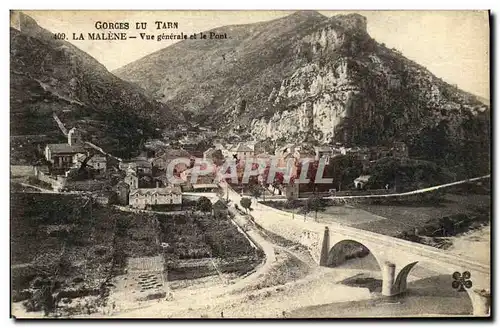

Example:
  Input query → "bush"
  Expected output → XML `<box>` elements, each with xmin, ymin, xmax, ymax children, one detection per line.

<box><xmin>12</xmin><ymin>289</ymin><xmax>32</xmax><ymax>303</ymax></box>
<box><xmin>240</xmin><ymin>198</ymin><xmax>252</xmax><ymax>213</ymax></box>
<box><xmin>196</xmin><ymin>196</ymin><xmax>212</xmax><ymax>212</ymax></box>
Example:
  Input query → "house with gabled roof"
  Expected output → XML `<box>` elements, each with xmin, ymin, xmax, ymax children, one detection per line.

<box><xmin>294</xmin><ymin>147</ymin><xmax>316</xmax><ymax>162</ymax></box>
<box><xmin>354</xmin><ymin>175</ymin><xmax>371</xmax><ymax>190</ymax></box>
<box><xmin>275</xmin><ymin>143</ymin><xmax>299</xmax><ymax>156</ymax></box>
<box><xmin>203</xmin><ymin>147</ymin><xmax>215</xmax><ymax>160</ymax></box>
<box><xmin>211</xmin><ymin>198</ymin><xmax>228</xmax><ymax>218</ymax></box>
<box><xmin>45</xmin><ymin>143</ymin><xmax>88</xmax><ymax>170</ymax></box>
<box><xmin>129</xmin><ymin>185</ymin><xmax>182</xmax><ymax>209</ymax></box>
<box><xmin>231</xmin><ymin>142</ymin><xmax>255</xmax><ymax>161</ymax></box>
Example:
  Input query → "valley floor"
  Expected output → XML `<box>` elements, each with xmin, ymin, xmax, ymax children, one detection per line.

<box><xmin>11</xmin><ymin>192</ymin><xmax>488</xmax><ymax>319</ymax></box>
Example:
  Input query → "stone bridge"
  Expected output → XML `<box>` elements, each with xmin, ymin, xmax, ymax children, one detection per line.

<box><xmin>242</xmin><ymin>198</ymin><xmax>491</xmax><ymax>316</ymax></box>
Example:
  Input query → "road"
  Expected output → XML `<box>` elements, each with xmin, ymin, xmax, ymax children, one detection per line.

<box><xmin>268</xmin><ymin>175</ymin><xmax>490</xmax><ymax>201</ymax></box>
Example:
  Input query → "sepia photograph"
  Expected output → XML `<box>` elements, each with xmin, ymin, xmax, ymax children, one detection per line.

<box><xmin>9</xmin><ymin>9</ymin><xmax>491</xmax><ymax>319</ymax></box>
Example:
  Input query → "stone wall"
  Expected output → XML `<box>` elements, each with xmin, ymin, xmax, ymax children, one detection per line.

<box><xmin>33</xmin><ymin>166</ymin><xmax>67</xmax><ymax>191</ymax></box>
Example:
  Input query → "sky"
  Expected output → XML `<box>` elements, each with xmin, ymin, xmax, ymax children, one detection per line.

<box><xmin>17</xmin><ymin>10</ymin><xmax>490</xmax><ymax>99</ymax></box>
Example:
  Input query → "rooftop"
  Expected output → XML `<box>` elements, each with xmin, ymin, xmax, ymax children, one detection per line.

<box><xmin>354</xmin><ymin>175</ymin><xmax>371</xmax><ymax>182</ymax></box>
<box><xmin>233</xmin><ymin>143</ymin><xmax>254</xmax><ymax>152</ymax></box>
<box><xmin>210</xmin><ymin>198</ymin><xmax>226</xmax><ymax>207</ymax></box>
<box><xmin>46</xmin><ymin>143</ymin><xmax>86</xmax><ymax>154</ymax></box>
<box><xmin>90</xmin><ymin>155</ymin><xmax>107</xmax><ymax>162</ymax></box>
<box><xmin>130</xmin><ymin>186</ymin><xmax>182</xmax><ymax>196</ymax></box>
<box><xmin>314</xmin><ymin>146</ymin><xmax>333</xmax><ymax>152</ymax></box>
<box><xmin>204</xmin><ymin>147</ymin><xmax>215</xmax><ymax>155</ymax></box>
<box><xmin>124</xmin><ymin>157</ymin><xmax>151</xmax><ymax>167</ymax></box>
<box><xmin>296</xmin><ymin>148</ymin><xmax>316</xmax><ymax>156</ymax></box>
<box><xmin>154</xmin><ymin>149</ymin><xmax>191</xmax><ymax>159</ymax></box>
<box><xmin>192</xmin><ymin>184</ymin><xmax>218</xmax><ymax>189</ymax></box>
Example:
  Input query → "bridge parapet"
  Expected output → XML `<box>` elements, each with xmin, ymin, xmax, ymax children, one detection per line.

<box><xmin>251</xmin><ymin>201</ymin><xmax>490</xmax><ymax>315</ymax></box>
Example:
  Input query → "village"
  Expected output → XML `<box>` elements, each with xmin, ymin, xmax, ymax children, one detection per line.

<box><xmin>17</xmin><ymin>120</ymin><xmax>413</xmax><ymax>210</ymax></box>
<box><xmin>15</xmin><ymin>107</ymin><xmax>409</xmax><ymax>209</ymax></box>
<box><xmin>11</xmin><ymin>122</ymin><xmax>491</xmax><ymax>318</ymax></box>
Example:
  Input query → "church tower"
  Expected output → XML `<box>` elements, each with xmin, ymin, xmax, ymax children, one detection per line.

<box><xmin>68</xmin><ymin>127</ymin><xmax>82</xmax><ymax>146</ymax></box>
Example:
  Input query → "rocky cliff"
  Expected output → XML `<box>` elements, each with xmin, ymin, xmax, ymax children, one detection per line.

<box><xmin>114</xmin><ymin>11</ymin><xmax>490</xmax><ymax>173</ymax></box>
<box><xmin>10</xmin><ymin>13</ymin><xmax>175</xmax><ymax>158</ymax></box>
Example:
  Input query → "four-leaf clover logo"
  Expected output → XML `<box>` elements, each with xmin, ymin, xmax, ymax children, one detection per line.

<box><xmin>452</xmin><ymin>271</ymin><xmax>472</xmax><ymax>292</ymax></box>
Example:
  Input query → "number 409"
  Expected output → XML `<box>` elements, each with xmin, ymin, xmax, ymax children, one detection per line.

<box><xmin>53</xmin><ymin>33</ymin><xmax>66</xmax><ymax>40</ymax></box>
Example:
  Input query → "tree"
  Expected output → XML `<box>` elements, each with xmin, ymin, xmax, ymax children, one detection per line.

<box><xmin>271</xmin><ymin>172</ymin><xmax>285</xmax><ymax>195</ymax></box>
<box><xmin>240</xmin><ymin>197</ymin><xmax>252</xmax><ymax>214</ymax></box>
<box><xmin>32</xmin><ymin>284</ymin><xmax>55</xmax><ymax>316</ymax></box>
<box><xmin>301</xmin><ymin>204</ymin><xmax>310</xmax><ymax>221</ymax></box>
<box><xmin>196</xmin><ymin>196</ymin><xmax>212</xmax><ymax>213</ymax></box>
<box><xmin>285</xmin><ymin>198</ymin><xmax>298</xmax><ymax>220</ymax></box>
<box><xmin>250</xmin><ymin>185</ymin><xmax>263</xmax><ymax>201</ymax></box>
<box><xmin>304</xmin><ymin>195</ymin><xmax>324</xmax><ymax>222</ymax></box>
<box><xmin>211</xmin><ymin>149</ymin><xmax>225</xmax><ymax>167</ymax></box>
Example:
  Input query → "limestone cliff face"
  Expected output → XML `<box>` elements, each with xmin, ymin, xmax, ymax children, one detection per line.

<box><xmin>250</xmin><ymin>58</ymin><xmax>360</xmax><ymax>143</ymax></box>
<box><xmin>248</xmin><ymin>13</ymin><xmax>488</xmax><ymax>147</ymax></box>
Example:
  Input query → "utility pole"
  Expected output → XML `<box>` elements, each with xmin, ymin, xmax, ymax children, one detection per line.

<box><xmin>89</xmin><ymin>195</ymin><xmax>93</xmax><ymax>223</ymax></box>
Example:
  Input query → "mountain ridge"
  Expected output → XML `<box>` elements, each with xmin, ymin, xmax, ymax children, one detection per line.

<box><xmin>10</xmin><ymin>12</ymin><xmax>176</xmax><ymax>158</ymax></box>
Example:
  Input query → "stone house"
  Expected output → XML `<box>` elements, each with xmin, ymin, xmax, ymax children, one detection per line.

<box><xmin>285</xmin><ymin>183</ymin><xmax>300</xmax><ymax>200</ymax></box>
<box><xmin>88</xmin><ymin>154</ymin><xmax>107</xmax><ymax>171</ymax></box>
<box><xmin>211</xmin><ymin>198</ymin><xmax>228</xmax><ymax>218</ymax></box>
<box><xmin>74</xmin><ymin>153</ymin><xmax>107</xmax><ymax>172</ymax></box>
<box><xmin>120</xmin><ymin>154</ymin><xmax>153</xmax><ymax>175</ymax></box>
<box><xmin>119</xmin><ymin>161</ymin><xmax>137</xmax><ymax>171</ymax></box>
<box><xmin>231</xmin><ymin>143</ymin><xmax>255</xmax><ymax>161</ymax></box>
<box><xmin>151</xmin><ymin>149</ymin><xmax>191</xmax><ymax>171</ymax></box>
<box><xmin>114</xmin><ymin>181</ymin><xmax>130</xmax><ymax>205</ymax></box>
<box><xmin>124</xmin><ymin>169</ymin><xmax>139</xmax><ymax>189</ymax></box>
<box><xmin>93</xmin><ymin>190</ymin><xmax>116</xmax><ymax>205</ymax></box>
<box><xmin>354</xmin><ymin>175</ymin><xmax>371</xmax><ymax>189</ymax></box>
<box><xmin>181</xmin><ymin>167</ymin><xmax>217</xmax><ymax>191</ymax></box>
<box><xmin>45</xmin><ymin>143</ymin><xmax>88</xmax><ymax>170</ymax></box>
<box><xmin>45</xmin><ymin>128</ymin><xmax>88</xmax><ymax>172</ymax></box>
<box><xmin>134</xmin><ymin>157</ymin><xmax>153</xmax><ymax>175</ymax></box>
<box><xmin>314</xmin><ymin>146</ymin><xmax>334</xmax><ymax>164</ymax></box>
<box><xmin>129</xmin><ymin>186</ymin><xmax>182</xmax><ymax>209</ymax></box>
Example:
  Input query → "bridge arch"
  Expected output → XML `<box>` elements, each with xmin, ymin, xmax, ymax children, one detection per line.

<box><xmin>325</xmin><ymin>239</ymin><xmax>383</xmax><ymax>272</ymax></box>
<box><xmin>393</xmin><ymin>261</ymin><xmax>419</xmax><ymax>294</ymax></box>
<box><xmin>392</xmin><ymin>261</ymin><xmax>489</xmax><ymax>315</ymax></box>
